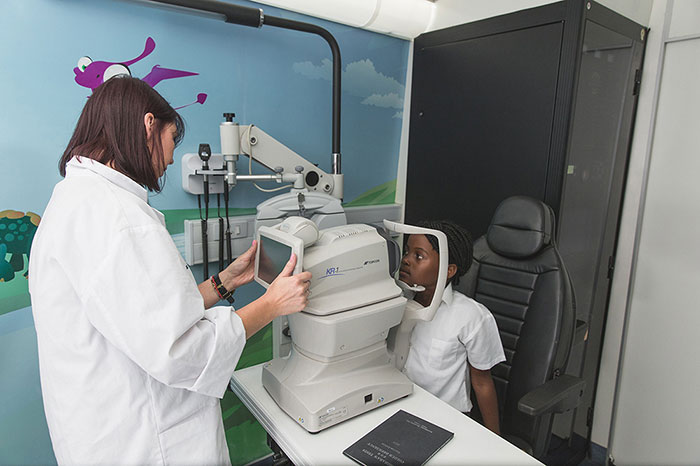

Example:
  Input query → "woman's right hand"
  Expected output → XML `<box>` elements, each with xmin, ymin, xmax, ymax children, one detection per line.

<box><xmin>263</xmin><ymin>253</ymin><xmax>312</xmax><ymax>317</ymax></box>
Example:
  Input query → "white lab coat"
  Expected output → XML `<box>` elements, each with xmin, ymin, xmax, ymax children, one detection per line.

<box><xmin>29</xmin><ymin>157</ymin><xmax>246</xmax><ymax>465</ymax></box>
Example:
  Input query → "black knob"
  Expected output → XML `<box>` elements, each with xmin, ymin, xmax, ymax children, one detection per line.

<box><xmin>198</xmin><ymin>143</ymin><xmax>211</xmax><ymax>161</ymax></box>
<box><xmin>305</xmin><ymin>171</ymin><xmax>320</xmax><ymax>187</ymax></box>
<box><xmin>223</xmin><ymin>113</ymin><xmax>236</xmax><ymax>122</ymax></box>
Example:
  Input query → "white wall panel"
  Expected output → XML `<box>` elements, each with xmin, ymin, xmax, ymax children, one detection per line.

<box><xmin>669</xmin><ymin>0</ymin><xmax>700</xmax><ymax>37</ymax></box>
<box><xmin>426</xmin><ymin>0</ymin><xmax>554</xmax><ymax>31</ymax></box>
<box><xmin>598</xmin><ymin>0</ymin><xmax>653</xmax><ymax>26</ymax></box>
<box><xmin>608</xmin><ymin>1</ymin><xmax>700</xmax><ymax>463</ymax></box>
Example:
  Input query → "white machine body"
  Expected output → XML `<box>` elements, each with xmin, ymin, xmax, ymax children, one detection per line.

<box><xmin>302</xmin><ymin>224</ymin><xmax>402</xmax><ymax>317</ymax></box>
<box><xmin>255</xmin><ymin>191</ymin><xmax>346</xmax><ymax>232</ymax></box>
<box><xmin>237</xmin><ymin>125</ymin><xmax>341</xmax><ymax>199</ymax></box>
<box><xmin>183</xmin><ymin>118</ymin><xmax>347</xmax><ymax>231</ymax></box>
<box><xmin>181</xmin><ymin>115</ymin><xmax>450</xmax><ymax>433</ymax></box>
<box><xmin>257</xmin><ymin>220</ymin><xmax>410</xmax><ymax>432</ymax></box>
<box><xmin>256</xmin><ymin>218</ymin><xmax>448</xmax><ymax>433</ymax></box>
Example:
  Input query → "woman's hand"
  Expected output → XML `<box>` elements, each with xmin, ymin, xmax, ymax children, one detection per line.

<box><xmin>220</xmin><ymin>241</ymin><xmax>257</xmax><ymax>290</ymax></box>
<box><xmin>234</xmin><ymin>253</ymin><xmax>312</xmax><ymax>339</ymax></box>
<box><xmin>263</xmin><ymin>253</ymin><xmax>312</xmax><ymax>317</ymax></box>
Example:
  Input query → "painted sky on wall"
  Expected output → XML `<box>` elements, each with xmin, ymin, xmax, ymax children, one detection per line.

<box><xmin>0</xmin><ymin>0</ymin><xmax>409</xmax><ymax>216</ymax></box>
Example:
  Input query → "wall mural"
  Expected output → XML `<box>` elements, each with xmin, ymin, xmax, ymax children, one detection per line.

<box><xmin>0</xmin><ymin>211</ymin><xmax>40</xmax><ymax>318</ymax></box>
<box><xmin>0</xmin><ymin>211</ymin><xmax>39</xmax><ymax>283</ymax></box>
<box><xmin>73</xmin><ymin>36</ymin><xmax>208</xmax><ymax>109</ymax></box>
<box><xmin>293</xmin><ymin>57</ymin><xmax>405</xmax><ymax>120</ymax></box>
<box><xmin>0</xmin><ymin>1</ymin><xmax>409</xmax><ymax>464</ymax></box>
<box><xmin>0</xmin><ymin>36</ymin><xmax>210</xmax><ymax>318</ymax></box>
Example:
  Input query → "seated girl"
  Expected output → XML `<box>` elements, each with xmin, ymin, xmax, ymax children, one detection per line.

<box><xmin>400</xmin><ymin>220</ymin><xmax>505</xmax><ymax>434</ymax></box>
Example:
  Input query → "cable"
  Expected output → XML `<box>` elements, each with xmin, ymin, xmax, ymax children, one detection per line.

<box><xmin>198</xmin><ymin>143</ymin><xmax>212</xmax><ymax>281</ymax></box>
<box><xmin>197</xmin><ymin>194</ymin><xmax>208</xmax><ymax>281</ymax></box>
<box><xmin>241</xmin><ymin>125</ymin><xmax>293</xmax><ymax>192</ymax></box>
<box><xmin>223</xmin><ymin>179</ymin><xmax>232</xmax><ymax>266</ymax></box>
<box><xmin>217</xmin><ymin>193</ymin><xmax>223</xmax><ymax>272</ymax></box>
<box><xmin>202</xmin><ymin>177</ymin><xmax>209</xmax><ymax>281</ymax></box>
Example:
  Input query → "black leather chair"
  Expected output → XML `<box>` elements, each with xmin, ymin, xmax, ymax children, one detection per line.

<box><xmin>456</xmin><ymin>195</ymin><xmax>585</xmax><ymax>459</ymax></box>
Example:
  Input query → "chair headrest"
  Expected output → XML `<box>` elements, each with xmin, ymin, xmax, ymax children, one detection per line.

<box><xmin>486</xmin><ymin>196</ymin><xmax>554</xmax><ymax>259</ymax></box>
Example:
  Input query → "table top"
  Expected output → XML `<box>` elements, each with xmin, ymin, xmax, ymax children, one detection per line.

<box><xmin>231</xmin><ymin>364</ymin><xmax>542</xmax><ymax>466</ymax></box>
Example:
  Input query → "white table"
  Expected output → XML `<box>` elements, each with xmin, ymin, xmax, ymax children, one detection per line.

<box><xmin>230</xmin><ymin>364</ymin><xmax>542</xmax><ymax>465</ymax></box>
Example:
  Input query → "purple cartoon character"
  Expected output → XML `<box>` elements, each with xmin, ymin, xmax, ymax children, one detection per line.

<box><xmin>74</xmin><ymin>37</ymin><xmax>207</xmax><ymax>109</ymax></box>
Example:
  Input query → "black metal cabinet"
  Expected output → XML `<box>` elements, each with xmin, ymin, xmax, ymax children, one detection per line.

<box><xmin>405</xmin><ymin>0</ymin><xmax>647</xmax><ymax>444</ymax></box>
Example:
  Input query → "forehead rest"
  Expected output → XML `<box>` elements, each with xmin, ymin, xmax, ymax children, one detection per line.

<box><xmin>486</xmin><ymin>196</ymin><xmax>554</xmax><ymax>258</ymax></box>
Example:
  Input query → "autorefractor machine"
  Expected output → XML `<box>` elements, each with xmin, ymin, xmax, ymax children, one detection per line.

<box><xmin>155</xmin><ymin>0</ymin><xmax>446</xmax><ymax>433</ymax></box>
<box><xmin>183</xmin><ymin>116</ymin><xmax>449</xmax><ymax>432</ymax></box>
<box><xmin>254</xmin><ymin>216</ymin><xmax>448</xmax><ymax>432</ymax></box>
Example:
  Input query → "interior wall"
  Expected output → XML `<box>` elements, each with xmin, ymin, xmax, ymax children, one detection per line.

<box><xmin>427</xmin><ymin>0</ymin><xmax>555</xmax><ymax>31</ymax></box>
<box><xmin>597</xmin><ymin>0</ymin><xmax>654</xmax><ymax>26</ymax></box>
<box><xmin>0</xmin><ymin>1</ymin><xmax>409</xmax><ymax>464</ymax></box>
<box><xmin>606</xmin><ymin>0</ymin><xmax>700</xmax><ymax>463</ymax></box>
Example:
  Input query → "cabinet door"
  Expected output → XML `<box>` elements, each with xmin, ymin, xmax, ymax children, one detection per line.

<box><xmin>556</xmin><ymin>17</ymin><xmax>647</xmax><ymax>438</ymax></box>
<box><xmin>406</xmin><ymin>19</ymin><xmax>564</xmax><ymax>238</ymax></box>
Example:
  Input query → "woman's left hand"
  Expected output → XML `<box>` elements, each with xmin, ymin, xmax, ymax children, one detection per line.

<box><xmin>220</xmin><ymin>240</ymin><xmax>257</xmax><ymax>290</ymax></box>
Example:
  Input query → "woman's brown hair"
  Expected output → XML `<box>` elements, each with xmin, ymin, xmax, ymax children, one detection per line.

<box><xmin>59</xmin><ymin>76</ymin><xmax>184</xmax><ymax>192</ymax></box>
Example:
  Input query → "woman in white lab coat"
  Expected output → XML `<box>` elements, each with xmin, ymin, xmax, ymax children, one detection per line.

<box><xmin>28</xmin><ymin>76</ymin><xmax>311</xmax><ymax>465</ymax></box>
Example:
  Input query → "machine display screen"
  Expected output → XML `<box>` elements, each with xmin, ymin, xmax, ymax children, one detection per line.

<box><xmin>258</xmin><ymin>236</ymin><xmax>292</xmax><ymax>285</ymax></box>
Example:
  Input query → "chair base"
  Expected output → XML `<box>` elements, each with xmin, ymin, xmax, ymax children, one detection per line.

<box><xmin>541</xmin><ymin>433</ymin><xmax>600</xmax><ymax>466</ymax></box>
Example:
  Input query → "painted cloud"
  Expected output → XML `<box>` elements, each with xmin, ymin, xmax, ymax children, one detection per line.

<box><xmin>293</xmin><ymin>58</ymin><xmax>404</xmax><ymax>118</ymax></box>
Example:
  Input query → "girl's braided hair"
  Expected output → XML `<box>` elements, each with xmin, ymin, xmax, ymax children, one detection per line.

<box><xmin>415</xmin><ymin>220</ymin><xmax>473</xmax><ymax>286</ymax></box>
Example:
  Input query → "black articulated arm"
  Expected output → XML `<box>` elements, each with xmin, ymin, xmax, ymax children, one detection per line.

<box><xmin>147</xmin><ymin>0</ymin><xmax>342</xmax><ymax>174</ymax></box>
<box><xmin>150</xmin><ymin>0</ymin><xmax>264</xmax><ymax>26</ymax></box>
<box><xmin>517</xmin><ymin>374</ymin><xmax>586</xmax><ymax>417</ymax></box>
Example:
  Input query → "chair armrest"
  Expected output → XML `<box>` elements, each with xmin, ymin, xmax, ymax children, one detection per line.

<box><xmin>517</xmin><ymin>374</ymin><xmax>586</xmax><ymax>417</ymax></box>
